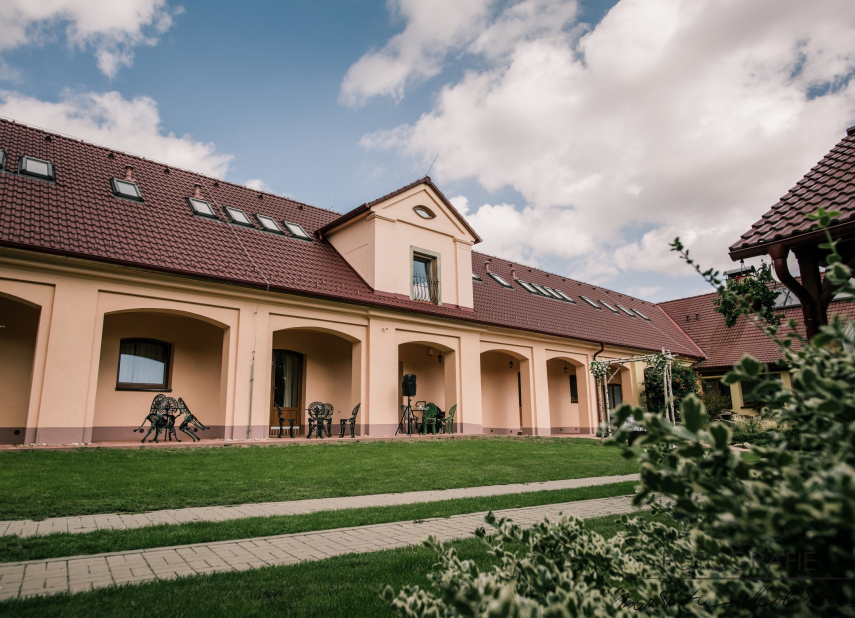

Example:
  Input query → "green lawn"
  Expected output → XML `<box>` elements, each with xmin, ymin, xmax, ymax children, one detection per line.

<box><xmin>0</xmin><ymin>481</ymin><xmax>637</xmax><ymax>563</ymax></box>
<box><xmin>0</xmin><ymin>438</ymin><xmax>636</xmax><ymax>520</ymax></box>
<box><xmin>0</xmin><ymin>511</ymin><xmax>670</xmax><ymax>618</ymax></box>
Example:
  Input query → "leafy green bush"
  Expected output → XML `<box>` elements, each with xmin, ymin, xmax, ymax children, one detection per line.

<box><xmin>385</xmin><ymin>209</ymin><xmax>855</xmax><ymax>617</ymax></box>
<box><xmin>715</xmin><ymin>262</ymin><xmax>783</xmax><ymax>328</ymax></box>
<box><xmin>643</xmin><ymin>360</ymin><xmax>700</xmax><ymax>420</ymax></box>
<box><xmin>701</xmin><ymin>388</ymin><xmax>732</xmax><ymax>421</ymax></box>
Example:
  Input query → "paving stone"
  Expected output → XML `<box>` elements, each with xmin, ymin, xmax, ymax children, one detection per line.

<box><xmin>0</xmin><ymin>474</ymin><xmax>637</xmax><ymax>539</ymax></box>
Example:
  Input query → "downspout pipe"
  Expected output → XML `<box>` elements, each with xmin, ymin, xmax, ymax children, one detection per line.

<box><xmin>768</xmin><ymin>243</ymin><xmax>819</xmax><ymax>339</ymax></box>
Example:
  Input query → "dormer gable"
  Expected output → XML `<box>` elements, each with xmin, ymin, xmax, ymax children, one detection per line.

<box><xmin>318</xmin><ymin>178</ymin><xmax>480</xmax><ymax>309</ymax></box>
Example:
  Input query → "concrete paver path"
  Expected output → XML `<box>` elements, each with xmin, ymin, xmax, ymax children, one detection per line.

<box><xmin>0</xmin><ymin>495</ymin><xmax>638</xmax><ymax>601</ymax></box>
<box><xmin>0</xmin><ymin>473</ymin><xmax>637</xmax><ymax>539</ymax></box>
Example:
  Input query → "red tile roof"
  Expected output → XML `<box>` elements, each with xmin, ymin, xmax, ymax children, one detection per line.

<box><xmin>659</xmin><ymin>290</ymin><xmax>855</xmax><ymax>369</ymax></box>
<box><xmin>730</xmin><ymin>128</ymin><xmax>855</xmax><ymax>259</ymax></box>
<box><xmin>0</xmin><ymin>119</ymin><xmax>702</xmax><ymax>357</ymax></box>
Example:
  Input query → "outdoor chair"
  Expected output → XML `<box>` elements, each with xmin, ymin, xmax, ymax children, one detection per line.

<box><xmin>307</xmin><ymin>402</ymin><xmax>331</xmax><ymax>438</ymax></box>
<box><xmin>339</xmin><ymin>403</ymin><xmax>360</xmax><ymax>438</ymax></box>
<box><xmin>324</xmin><ymin>403</ymin><xmax>334</xmax><ymax>437</ymax></box>
<box><xmin>422</xmin><ymin>403</ymin><xmax>439</xmax><ymax>435</ymax></box>
<box><xmin>275</xmin><ymin>403</ymin><xmax>295</xmax><ymax>438</ymax></box>
<box><xmin>135</xmin><ymin>394</ymin><xmax>168</xmax><ymax>443</ymax></box>
<box><xmin>414</xmin><ymin>401</ymin><xmax>426</xmax><ymax>410</ymax></box>
<box><xmin>442</xmin><ymin>404</ymin><xmax>457</xmax><ymax>434</ymax></box>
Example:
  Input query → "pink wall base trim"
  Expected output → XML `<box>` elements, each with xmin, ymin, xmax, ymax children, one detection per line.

<box><xmin>550</xmin><ymin>426</ymin><xmax>586</xmax><ymax>435</ymax></box>
<box><xmin>0</xmin><ymin>427</ymin><xmax>25</xmax><ymax>445</ymax></box>
<box><xmin>34</xmin><ymin>427</ymin><xmax>86</xmax><ymax>445</ymax></box>
<box><xmin>91</xmin><ymin>425</ymin><xmax>227</xmax><ymax>442</ymax></box>
<box><xmin>482</xmin><ymin>427</ymin><xmax>524</xmax><ymax>435</ymax></box>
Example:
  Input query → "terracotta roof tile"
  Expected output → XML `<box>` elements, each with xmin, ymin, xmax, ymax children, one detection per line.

<box><xmin>730</xmin><ymin>130</ymin><xmax>855</xmax><ymax>257</ymax></box>
<box><xmin>659</xmin><ymin>290</ymin><xmax>855</xmax><ymax>369</ymax></box>
<box><xmin>0</xmin><ymin>119</ymin><xmax>702</xmax><ymax>357</ymax></box>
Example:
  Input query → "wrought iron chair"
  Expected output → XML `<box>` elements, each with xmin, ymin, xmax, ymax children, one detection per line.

<box><xmin>442</xmin><ymin>404</ymin><xmax>457</xmax><ymax>434</ymax></box>
<box><xmin>307</xmin><ymin>402</ymin><xmax>329</xmax><ymax>438</ymax></box>
<box><xmin>275</xmin><ymin>403</ymin><xmax>295</xmax><ymax>438</ymax></box>
<box><xmin>162</xmin><ymin>397</ymin><xmax>180</xmax><ymax>442</ymax></box>
<box><xmin>339</xmin><ymin>403</ymin><xmax>360</xmax><ymax>438</ymax></box>
<box><xmin>421</xmin><ymin>403</ymin><xmax>439</xmax><ymax>435</ymax></box>
<box><xmin>176</xmin><ymin>398</ymin><xmax>210</xmax><ymax>442</ymax></box>
<box><xmin>324</xmin><ymin>403</ymin><xmax>334</xmax><ymax>437</ymax></box>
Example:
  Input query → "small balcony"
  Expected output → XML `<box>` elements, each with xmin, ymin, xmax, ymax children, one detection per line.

<box><xmin>413</xmin><ymin>274</ymin><xmax>440</xmax><ymax>304</ymax></box>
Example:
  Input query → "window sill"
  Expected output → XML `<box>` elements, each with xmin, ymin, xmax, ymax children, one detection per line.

<box><xmin>116</xmin><ymin>387</ymin><xmax>172</xmax><ymax>392</ymax></box>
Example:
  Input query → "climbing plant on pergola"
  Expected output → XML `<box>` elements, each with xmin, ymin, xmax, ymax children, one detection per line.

<box><xmin>589</xmin><ymin>351</ymin><xmax>676</xmax><ymax>438</ymax></box>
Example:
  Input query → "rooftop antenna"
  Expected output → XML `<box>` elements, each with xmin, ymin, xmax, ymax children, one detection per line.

<box><xmin>425</xmin><ymin>153</ymin><xmax>438</xmax><ymax>178</ymax></box>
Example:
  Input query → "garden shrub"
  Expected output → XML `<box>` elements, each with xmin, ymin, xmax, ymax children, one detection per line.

<box><xmin>643</xmin><ymin>359</ymin><xmax>700</xmax><ymax>421</ymax></box>
<box><xmin>385</xmin><ymin>209</ymin><xmax>855</xmax><ymax>617</ymax></box>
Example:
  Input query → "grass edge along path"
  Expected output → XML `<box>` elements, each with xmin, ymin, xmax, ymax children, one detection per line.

<box><xmin>0</xmin><ymin>481</ymin><xmax>637</xmax><ymax>564</ymax></box>
<box><xmin>0</xmin><ymin>438</ymin><xmax>637</xmax><ymax>520</ymax></box>
<box><xmin>0</xmin><ymin>511</ymin><xmax>671</xmax><ymax>618</ymax></box>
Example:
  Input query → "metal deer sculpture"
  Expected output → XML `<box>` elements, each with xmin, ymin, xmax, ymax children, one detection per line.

<box><xmin>134</xmin><ymin>394</ymin><xmax>169</xmax><ymax>443</ymax></box>
<box><xmin>176</xmin><ymin>398</ymin><xmax>210</xmax><ymax>442</ymax></box>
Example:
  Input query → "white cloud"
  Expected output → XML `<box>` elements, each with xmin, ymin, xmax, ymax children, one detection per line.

<box><xmin>340</xmin><ymin>0</ymin><xmax>496</xmax><ymax>106</ymax></box>
<box><xmin>245</xmin><ymin>178</ymin><xmax>272</xmax><ymax>192</ymax></box>
<box><xmin>0</xmin><ymin>89</ymin><xmax>232</xmax><ymax>177</ymax></box>
<box><xmin>356</xmin><ymin>0</ymin><xmax>855</xmax><ymax>284</ymax></box>
<box><xmin>0</xmin><ymin>0</ymin><xmax>182</xmax><ymax>78</ymax></box>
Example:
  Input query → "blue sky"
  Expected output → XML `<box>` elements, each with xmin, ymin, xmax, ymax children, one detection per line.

<box><xmin>1</xmin><ymin>0</ymin><xmax>853</xmax><ymax>301</ymax></box>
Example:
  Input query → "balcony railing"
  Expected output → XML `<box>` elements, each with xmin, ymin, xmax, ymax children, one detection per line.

<box><xmin>413</xmin><ymin>274</ymin><xmax>440</xmax><ymax>304</ymax></box>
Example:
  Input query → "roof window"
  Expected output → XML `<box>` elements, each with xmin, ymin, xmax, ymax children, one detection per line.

<box><xmin>472</xmin><ymin>273</ymin><xmax>482</xmax><ymax>282</ymax></box>
<box><xmin>111</xmin><ymin>178</ymin><xmax>143</xmax><ymax>202</ymax></box>
<box><xmin>188</xmin><ymin>197</ymin><xmax>216</xmax><ymax>218</ymax></box>
<box><xmin>599</xmin><ymin>300</ymin><xmax>619</xmax><ymax>313</ymax></box>
<box><xmin>256</xmin><ymin>214</ymin><xmax>283</xmax><ymax>233</ymax></box>
<box><xmin>19</xmin><ymin>156</ymin><xmax>55</xmax><ymax>181</ymax></box>
<box><xmin>225</xmin><ymin>206</ymin><xmax>253</xmax><ymax>226</ymax></box>
<box><xmin>542</xmin><ymin>287</ymin><xmax>566</xmax><ymax>301</ymax></box>
<box><xmin>580</xmin><ymin>295</ymin><xmax>601</xmax><ymax>309</ymax></box>
<box><xmin>631</xmin><ymin>308</ymin><xmax>651</xmax><ymax>321</ymax></box>
<box><xmin>0</xmin><ymin>149</ymin><xmax>5</xmax><ymax>170</ymax></box>
<box><xmin>616</xmin><ymin>304</ymin><xmax>636</xmax><ymax>317</ymax></box>
<box><xmin>284</xmin><ymin>221</ymin><xmax>311</xmax><ymax>240</ymax></box>
<box><xmin>488</xmin><ymin>272</ymin><xmax>513</xmax><ymax>288</ymax></box>
<box><xmin>530</xmin><ymin>283</ymin><xmax>552</xmax><ymax>296</ymax></box>
<box><xmin>553</xmin><ymin>289</ymin><xmax>577</xmax><ymax>304</ymax></box>
<box><xmin>516</xmin><ymin>280</ymin><xmax>540</xmax><ymax>295</ymax></box>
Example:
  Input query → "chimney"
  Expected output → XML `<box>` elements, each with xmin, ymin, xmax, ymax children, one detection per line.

<box><xmin>193</xmin><ymin>183</ymin><xmax>202</xmax><ymax>199</ymax></box>
<box><xmin>511</xmin><ymin>268</ymin><xmax>517</xmax><ymax>280</ymax></box>
<box><xmin>485</xmin><ymin>261</ymin><xmax>491</xmax><ymax>272</ymax></box>
<box><xmin>124</xmin><ymin>166</ymin><xmax>133</xmax><ymax>181</ymax></box>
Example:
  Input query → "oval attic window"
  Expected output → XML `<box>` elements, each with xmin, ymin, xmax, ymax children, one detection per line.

<box><xmin>413</xmin><ymin>206</ymin><xmax>435</xmax><ymax>219</ymax></box>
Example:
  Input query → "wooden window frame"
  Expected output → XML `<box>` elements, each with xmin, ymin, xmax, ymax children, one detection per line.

<box><xmin>116</xmin><ymin>338</ymin><xmax>173</xmax><ymax>391</ymax></box>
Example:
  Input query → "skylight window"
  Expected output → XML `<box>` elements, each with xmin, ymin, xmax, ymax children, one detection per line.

<box><xmin>225</xmin><ymin>206</ymin><xmax>252</xmax><ymax>226</ymax></box>
<box><xmin>616</xmin><ymin>304</ymin><xmax>636</xmax><ymax>317</ymax></box>
<box><xmin>599</xmin><ymin>300</ymin><xmax>619</xmax><ymax>313</ymax></box>
<box><xmin>553</xmin><ymin>289</ymin><xmax>577</xmax><ymax>304</ymax></box>
<box><xmin>110</xmin><ymin>178</ymin><xmax>143</xmax><ymax>202</ymax></box>
<box><xmin>631</xmin><ymin>308</ymin><xmax>651</xmax><ymax>321</ymax></box>
<box><xmin>256</xmin><ymin>214</ymin><xmax>283</xmax><ymax>233</ymax></box>
<box><xmin>19</xmin><ymin>156</ymin><xmax>54</xmax><ymax>181</ymax></box>
<box><xmin>516</xmin><ymin>280</ymin><xmax>539</xmax><ymax>295</ymax></box>
<box><xmin>0</xmin><ymin>149</ymin><xmax>5</xmax><ymax>170</ymax></box>
<box><xmin>530</xmin><ymin>283</ymin><xmax>552</xmax><ymax>296</ymax></box>
<box><xmin>543</xmin><ymin>287</ymin><xmax>566</xmax><ymax>301</ymax></box>
<box><xmin>284</xmin><ymin>221</ymin><xmax>311</xmax><ymax>240</ymax></box>
<box><xmin>488</xmin><ymin>272</ymin><xmax>513</xmax><ymax>288</ymax></box>
<box><xmin>188</xmin><ymin>197</ymin><xmax>216</xmax><ymax>218</ymax></box>
<box><xmin>580</xmin><ymin>295</ymin><xmax>601</xmax><ymax>309</ymax></box>
<box><xmin>472</xmin><ymin>273</ymin><xmax>482</xmax><ymax>282</ymax></box>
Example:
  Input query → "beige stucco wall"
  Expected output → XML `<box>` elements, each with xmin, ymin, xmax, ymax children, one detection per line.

<box><xmin>546</xmin><ymin>358</ymin><xmax>580</xmax><ymax>433</ymax></box>
<box><xmin>399</xmin><ymin>342</ymin><xmax>448</xmax><ymax>411</ymax></box>
<box><xmin>326</xmin><ymin>185</ymin><xmax>476</xmax><ymax>310</ymax></box>
<box><xmin>0</xmin><ymin>247</ymin><xmax>668</xmax><ymax>444</ymax></box>
<box><xmin>0</xmin><ymin>295</ymin><xmax>40</xmax><ymax>443</ymax></box>
<box><xmin>91</xmin><ymin>312</ymin><xmax>227</xmax><ymax>441</ymax></box>
<box><xmin>271</xmin><ymin>329</ymin><xmax>354</xmax><ymax>433</ymax></box>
